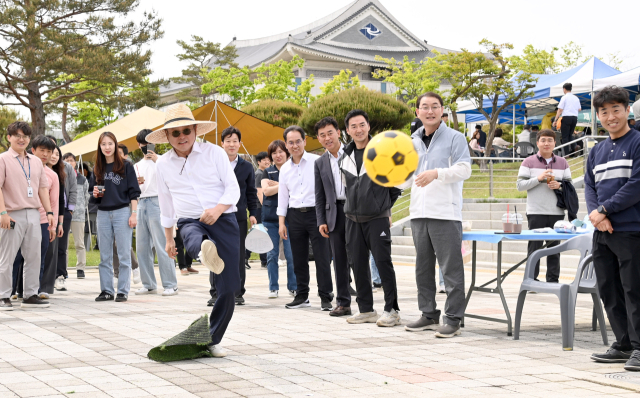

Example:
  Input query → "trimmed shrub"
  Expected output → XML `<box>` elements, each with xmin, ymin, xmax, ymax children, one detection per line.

<box><xmin>241</xmin><ymin>100</ymin><xmax>305</xmax><ymax>129</ymax></box>
<box><xmin>299</xmin><ymin>88</ymin><xmax>414</xmax><ymax>136</ymax></box>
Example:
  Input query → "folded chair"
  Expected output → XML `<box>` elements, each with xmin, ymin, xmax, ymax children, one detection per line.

<box><xmin>513</xmin><ymin>233</ymin><xmax>608</xmax><ymax>350</ymax></box>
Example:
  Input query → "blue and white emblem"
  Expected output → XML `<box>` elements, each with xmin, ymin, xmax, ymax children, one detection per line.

<box><xmin>359</xmin><ymin>23</ymin><xmax>382</xmax><ymax>40</ymax></box>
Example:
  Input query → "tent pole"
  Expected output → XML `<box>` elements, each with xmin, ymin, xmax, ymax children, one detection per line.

<box><xmin>591</xmin><ymin>81</ymin><xmax>596</xmax><ymax>136</ymax></box>
<box><xmin>215</xmin><ymin>99</ymin><xmax>218</xmax><ymax>145</ymax></box>
<box><xmin>512</xmin><ymin>106</ymin><xmax>516</xmax><ymax>147</ymax></box>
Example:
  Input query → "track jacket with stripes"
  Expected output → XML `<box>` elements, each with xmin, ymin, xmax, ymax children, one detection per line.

<box><xmin>584</xmin><ymin>128</ymin><xmax>640</xmax><ymax>231</ymax></box>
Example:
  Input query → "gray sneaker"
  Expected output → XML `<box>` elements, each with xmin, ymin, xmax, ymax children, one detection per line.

<box><xmin>347</xmin><ymin>310</ymin><xmax>379</xmax><ymax>324</ymax></box>
<box><xmin>405</xmin><ymin>316</ymin><xmax>439</xmax><ymax>332</ymax></box>
<box><xmin>435</xmin><ymin>323</ymin><xmax>461</xmax><ymax>338</ymax></box>
<box><xmin>624</xmin><ymin>350</ymin><xmax>640</xmax><ymax>371</ymax></box>
<box><xmin>376</xmin><ymin>309</ymin><xmax>401</xmax><ymax>327</ymax></box>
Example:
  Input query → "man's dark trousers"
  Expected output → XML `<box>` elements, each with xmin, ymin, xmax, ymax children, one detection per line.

<box><xmin>211</xmin><ymin>218</ymin><xmax>247</xmax><ymax>298</ymax></box>
<box><xmin>526</xmin><ymin>214</ymin><xmax>564</xmax><ymax>282</ymax></box>
<box><xmin>346</xmin><ymin>217</ymin><xmax>398</xmax><ymax>313</ymax></box>
<box><xmin>560</xmin><ymin>116</ymin><xmax>578</xmax><ymax>156</ymax></box>
<box><xmin>177</xmin><ymin>214</ymin><xmax>240</xmax><ymax>345</ymax></box>
<box><xmin>329</xmin><ymin>202</ymin><xmax>351</xmax><ymax>308</ymax></box>
<box><xmin>56</xmin><ymin>209</ymin><xmax>72</xmax><ymax>278</ymax></box>
<box><xmin>592</xmin><ymin>231</ymin><xmax>640</xmax><ymax>351</ymax></box>
<box><xmin>286</xmin><ymin>208</ymin><xmax>333</xmax><ymax>301</ymax></box>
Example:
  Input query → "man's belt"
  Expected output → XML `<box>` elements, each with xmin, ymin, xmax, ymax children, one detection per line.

<box><xmin>290</xmin><ymin>207</ymin><xmax>315</xmax><ymax>213</ymax></box>
<box><xmin>336</xmin><ymin>200</ymin><xmax>346</xmax><ymax>205</ymax></box>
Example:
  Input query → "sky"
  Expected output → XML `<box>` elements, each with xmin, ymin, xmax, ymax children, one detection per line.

<box><xmin>137</xmin><ymin>0</ymin><xmax>640</xmax><ymax>81</ymax></box>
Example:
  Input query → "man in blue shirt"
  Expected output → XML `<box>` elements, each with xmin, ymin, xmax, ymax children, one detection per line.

<box><xmin>585</xmin><ymin>86</ymin><xmax>640</xmax><ymax>371</ymax></box>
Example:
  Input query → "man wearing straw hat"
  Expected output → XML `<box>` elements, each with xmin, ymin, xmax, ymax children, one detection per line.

<box><xmin>146</xmin><ymin>104</ymin><xmax>240</xmax><ymax>357</ymax></box>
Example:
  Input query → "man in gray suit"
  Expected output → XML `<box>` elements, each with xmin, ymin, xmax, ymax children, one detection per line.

<box><xmin>314</xmin><ymin>117</ymin><xmax>351</xmax><ymax>317</ymax></box>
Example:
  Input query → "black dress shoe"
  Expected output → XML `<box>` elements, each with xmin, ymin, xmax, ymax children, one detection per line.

<box><xmin>95</xmin><ymin>291</ymin><xmax>114</xmax><ymax>301</ymax></box>
<box><xmin>235</xmin><ymin>296</ymin><xmax>245</xmax><ymax>305</ymax></box>
<box><xmin>115</xmin><ymin>293</ymin><xmax>128</xmax><ymax>302</ymax></box>
<box><xmin>329</xmin><ymin>306</ymin><xmax>352</xmax><ymax>317</ymax></box>
<box><xmin>207</xmin><ymin>296</ymin><xmax>217</xmax><ymax>306</ymax></box>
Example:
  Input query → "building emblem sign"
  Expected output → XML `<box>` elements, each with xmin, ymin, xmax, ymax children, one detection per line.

<box><xmin>359</xmin><ymin>23</ymin><xmax>382</xmax><ymax>40</ymax></box>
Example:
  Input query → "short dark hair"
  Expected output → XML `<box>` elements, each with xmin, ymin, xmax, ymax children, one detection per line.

<box><xmin>475</xmin><ymin>124</ymin><xmax>482</xmax><ymax>130</ymax></box>
<box><xmin>31</xmin><ymin>135</ymin><xmax>56</xmax><ymax>151</ymax></box>
<box><xmin>494</xmin><ymin>128</ymin><xmax>503</xmax><ymax>137</ymax></box>
<box><xmin>531</xmin><ymin>125</ymin><xmax>540</xmax><ymax>131</ymax></box>
<box><xmin>283</xmin><ymin>125</ymin><xmax>306</xmax><ymax>141</ymax></box>
<box><xmin>267</xmin><ymin>140</ymin><xmax>289</xmax><ymax>161</ymax></box>
<box><xmin>62</xmin><ymin>152</ymin><xmax>75</xmax><ymax>160</ymax></box>
<box><xmin>118</xmin><ymin>143</ymin><xmax>128</xmax><ymax>156</ymax></box>
<box><xmin>221</xmin><ymin>126</ymin><xmax>241</xmax><ymax>142</ymax></box>
<box><xmin>563</xmin><ymin>83</ymin><xmax>572</xmax><ymax>91</ymax></box>
<box><xmin>314</xmin><ymin>117</ymin><xmax>339</xmax><ymax>135</ymax></box>
<box><xmin>537</xmin><ymin>129</ymin><xmax>556</xmax><ymax>141</ymax></box>
<box><xmin>442</xmin><ymin>113</ymin><xmax>449</xmax><ymax>117</ymax></box>
<box><xmin>136</xmin><ymin>129</ymin><xmax>152</xmax><ymax>145</ymax></box>
<box><xmin>344</xmin><ymin>109</ymin><xmax>369</xmax><ymax>128</ymax></box>
<box><xmin>44</xmin><ymin>134</ymin><xmax>57</xmax><ymax>143</ymax></box>
<box><xmin>593</xmin><ymin>85</ymin><xmax>629</xmax><ymax>112</ymax></box>
<box><xmin>416</xmin><ymin>92</ymin><xmax>444</xmax><ymax>108</ymax></box>
<box><xmin>523</xmin><ymin>124</ymin><xmax>531</xmax><ymax>130</ymax></box>
<box><xmin>256</xmin><ymin>151</ymin><xmax>269</xmax><ymax>162</ymax></box>
<box><xmin>7</xmin><ymin>121</ymin><xmax>32</xmax><ymax>137</ymax></box>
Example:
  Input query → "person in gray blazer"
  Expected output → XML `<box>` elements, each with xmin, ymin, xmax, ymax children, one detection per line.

<box><xmin>314</xmin><ymin>117</ymin><xmax>352</xmax><ymax>317</ymax></box>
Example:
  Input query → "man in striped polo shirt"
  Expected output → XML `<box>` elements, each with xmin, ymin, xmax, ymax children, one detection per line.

<box><xmin>516</xmin><ymin>129</ymin><xmax>572</xmax><ymax>282</ymax></box>
<box><xmin>585</xmin><ymin>86</ymin><xmax>640</xmax><ymax>371</ymax></box>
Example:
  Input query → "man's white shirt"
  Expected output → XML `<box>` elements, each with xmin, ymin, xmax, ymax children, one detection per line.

<box><xmin>277</xmin><ymin>151</ymin><xmax>320</xmax><ymax>217</ymax></box>
<box><xmin>558</xmin><ymin>92</ymin><xmax>581</xmax><ymax>117</ymax></box>
<box><xmin>156</xmin><ymin>141</ymin><xmax>240</xmax><ymax>228</ymax></box>
<box><xmin>134</xmin><ymin>158</ymin><xmax>158</xmax><ymax>198</ymax></box>
<box><xmin>329</xmin><ymin>145</ymin><xmax>346</xmax><ymax>200</ymax></box>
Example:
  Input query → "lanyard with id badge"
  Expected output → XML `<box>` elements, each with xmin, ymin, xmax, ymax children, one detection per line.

<box><xmin>17</xmin><ymin>156</ymin><xmax>33</xmax><ymax>197</ymax></box>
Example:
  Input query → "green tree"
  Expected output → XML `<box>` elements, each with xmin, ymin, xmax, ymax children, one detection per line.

<box><xmin>0</xmin><ymin>106</ymin><xmax>22</xmax><ymax>151</ymax></box>
<box><xmin>426</xmin><ymin>49</ymin><xmax>497</xmax><ymax>131</ymax></box>
<box><xmin>318</xmin><ymin>70</ymin><xmax>362</xmax><ymax>98</ymax></box>
<box><xmin>509</xmin><ymin>44</ymin><xmax>560</xmax><ymax>74</ymax></box>
<box><xmin>372</xmin><ymin>56</ymin><xmax>439</xmax><ymax>106</ymax></box>
<box><xmin>242</xmin><ymin>100</ymin><xmax>305</xmax><ymax>129</ymax></box>
<box><xmin>0</xmin><ymin>0</ymin><xmax>163</xmax><ymax>137</ymax></box>
<box><xmin>201</xmin><ymin>66</ymin><xmax>256</xmax><ymax>108</ymax></box>
<box><xmin>299</xmin><ymin>88</ymin><xmax>413</xmax><ymax>137</ymax></box>
<box><xmin>291</xmin><ymin>76</ymin><xmax>315</xmax><ymax>106</ymax></box>
<box><xmin>558</xmin><ymin>41</ymin><xmax>592</xmax><ymax>70</ymax></box>
<box><xmin>173</xmin><ymin>35</ymin><xmax>238</xmax><ymax>106</ymax></box>
<box><xmin>253</xmin><ymin>56</ymin><xmax>305</xmax><ymax>101</ymax></box>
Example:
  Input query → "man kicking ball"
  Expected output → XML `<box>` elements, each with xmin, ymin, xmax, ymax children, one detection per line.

<box><xmin>146</xmin><ymin>104</ymin><xmax>240</xmax><ymax>358</ymax></box>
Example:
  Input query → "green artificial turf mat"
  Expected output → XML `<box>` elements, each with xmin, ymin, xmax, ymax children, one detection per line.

<box><xmin>148</xmin><ymin>315</ymin><xmax>213</xmax><ymax>362</ymax></box>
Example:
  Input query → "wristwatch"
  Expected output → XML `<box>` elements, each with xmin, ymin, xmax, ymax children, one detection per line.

<box><xmin>46</xmin><ymin>211</ymin><xmax>53</xmax><ymax>216</ymax></box>
<box><xmin>597</xmin><ymin>205</ymin><xmax>608</xmax><ymax>216</ymax></box>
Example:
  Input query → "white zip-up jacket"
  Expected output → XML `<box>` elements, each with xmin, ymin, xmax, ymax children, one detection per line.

<box><xmin>402</xmin><ymin>122</ymin><xmax>471</xmax><ymax>221</ymax></box>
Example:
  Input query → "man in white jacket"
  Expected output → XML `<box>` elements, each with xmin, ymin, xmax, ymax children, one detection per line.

<box><xmin>403</xmin><ymin>92</ymin><xmax>472</xmax><ymax>338</ymax></box>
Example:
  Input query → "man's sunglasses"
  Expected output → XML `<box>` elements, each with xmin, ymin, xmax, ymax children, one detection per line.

<box><xmin>170</xmin><ymin>128</ymin><xmax>193</xmax><ymax>138</ymax></box>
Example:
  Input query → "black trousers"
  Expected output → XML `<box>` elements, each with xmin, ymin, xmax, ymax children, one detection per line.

<box><xmin>346</xmin><ymin>217</ymin><xmax>398</xmax><ymax>313</ymax></box>
<box><xmin>286</xmin><ymin>208</ymin><xmax>333</xmax><ymax>301</ymax></box>
<box><xmin>41</xmin><ymin>236</ymin><xmax>59</xmax><ymax>294</ymax></box>
<box><xmin>246</xmin><ymin>208</ymin><xmax>267</xmax><ymax>265</ymax></box>
<box><xmin>527</xmin><ymin>214</ymin><xmax>565</xmax><ymax>282</ymax></box>
<box><xmin>56</xmin><ymin>209</ymin><xmax>72</xmax><ymax>278</ymax></box>
<box><xmin>178</xmin><ymin>214</ymin><xmax>239</xmax><ymax>345</ymax></box>
<box><xmin>211</xmin><ymin>218</ymin><xmax>248</xmax><ymax>298</ymax></box>
<box><xmin>560</xmin><ymin>116</ymin><xmax>578</xmax><ymax>156</ymax></box>
<box><xmin>175</xmin><ymin>227</ymin><xmax>193</xmax><ymax>270</ymax></box>
<box><xmin>329</xmin><ymin>203</ymin><xmax>351</xmax><ymax>308</ymax></box>
<box><xmin>593</xmin><ymin>231</ymin><xmax>640</xmax><ymax>351</ymax></box>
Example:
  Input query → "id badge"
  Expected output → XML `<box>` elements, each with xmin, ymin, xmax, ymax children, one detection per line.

<box><xmin>27</xmin><ymin>187</ymin><xmax>33</xmax><ymax>197</ymax></box>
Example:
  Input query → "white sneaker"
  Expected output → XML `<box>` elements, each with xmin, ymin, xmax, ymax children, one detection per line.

<box><xmin>208</xmin><ymin>344</ymin><xmax>227</xmax><ymax>358</ymax></box>
<box><xmin>268</xmin><ymin>290</ymin><xmax>278</xmax><ymax>299</ymax></box>
<box><xmin>162</xmin><ymin>287</ymin><xmax>179</xmax><ymax>296</ymax></box>
<box><xmin>132</xmin><ymin>268</ymin><xmax>141</xmax><ymax>284</ymax></box>
<box><xmin>376</xmin><ymin>309</ymin><xmax>401</xmax><ymax>327</ymax></box>
<box><xmin>199</xmin><ymin>240</ymin><xmax>225</xmax><ymax>274</ymax></box>
<box><xmin>134</xmin><ymin>287</ymin><xmax>157</xmax><ymax>295</ymax></box>
<box><xmin>54</xmin><ymin>276</ymin><xmax>66</xmax><ymax>291</ymax></box>
<box><xmin>278</xmin><ymin>259</ymin><xmax>285</xmax><ymax>267</ymax></box>
<box><xmin>39</xmin><ymin>292</ymin><xmax>49</xmax><ymax>300</ymax></box>
<box><xmin>347</xmin><ymin>310</ymin><xmax>379</xmax><ymax>324</ymax></box>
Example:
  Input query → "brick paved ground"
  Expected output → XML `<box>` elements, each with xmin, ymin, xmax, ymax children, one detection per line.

<box><xmin>1</xmin><ymin>261</ymin><xmax>639</xmax><ymax>398</ymax></box>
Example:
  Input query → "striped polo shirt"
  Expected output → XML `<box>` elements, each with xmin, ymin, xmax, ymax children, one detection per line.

<box><xmin>517</xmin><ymin>152</ymin><xmax>572</xmax><ymax>215</ymax></box>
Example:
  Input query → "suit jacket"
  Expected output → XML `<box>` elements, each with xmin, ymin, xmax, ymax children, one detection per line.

<box><xmin>234</xmin><ymin>156</ymin><xmax>258</xmax><ymax>221</ymax></box>
<box><xmin>314</xmin><ymin>150</ymin><xmax>342</xmax><ymax>232</ymax></box>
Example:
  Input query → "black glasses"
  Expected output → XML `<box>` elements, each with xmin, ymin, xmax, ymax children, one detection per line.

<box><xmin>170</xmin><ymin>128</ymin><xmax>193</xmax><ymax>138</ymax></box>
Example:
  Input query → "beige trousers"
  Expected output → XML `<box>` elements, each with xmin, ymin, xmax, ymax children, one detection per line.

<box><xmin>70</xmin><ymin>221</ymin><xmax>86</xmax><ymax>271</ymax></box>
<box><xmin>0</xmin><ymin>209</ymin><xmax>41</xmax><ymax>298</ymax></box>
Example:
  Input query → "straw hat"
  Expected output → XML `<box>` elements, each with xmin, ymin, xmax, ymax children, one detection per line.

<box><xmin>145</xmin><ymin>103</ymin><xmax>216</xmax><ymax>144</ymax></box>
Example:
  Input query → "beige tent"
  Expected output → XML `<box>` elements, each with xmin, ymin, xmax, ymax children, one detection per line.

<box><xmin>60</xmin><ymin>106</ymin><xmax>165</xmax><ymax>161</ymax></box>
<box><xmin>61</xmin><ymin>101</ymin><xmax>322</xmax><ymax>161</ymax></box>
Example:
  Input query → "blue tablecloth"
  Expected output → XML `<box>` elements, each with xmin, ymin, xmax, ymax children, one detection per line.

<box><xmin>462</xmin><ymin>230</ymin><xmax>586</xmax><ymax>244</ymax></box>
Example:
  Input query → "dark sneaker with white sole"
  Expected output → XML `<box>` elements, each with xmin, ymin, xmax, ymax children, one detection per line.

<box><xmin>77</xmin><ymin>270</ymin><xmax>85</xmax><ymax>279</ymax></box>
<box><xmin>285</xmin><ymin>296</ymin><xmax>310</xmax><ymax>309</ymax></box>
<box><xmin>405</xmin><ymin>316</ymin><xmax>439</xmax><ymax>332</ymax></box>
<box><xmin>591</xmin><ymin>347</ymin><xmax>633</xmax><ymax>363</ymax></box>
<box><xmin>0</xmin><ymin>298</ymin><xmax>13</xmax><ymax>311</ymax></box>
<box><xmin>321</xmin><ymin>298</ymin><xmax>332</xmax><ymax>311</ymax></box>
<box><xmin>21</xmin><ymin>295</ymin><xmax>50</xmax><ymax>308</ymax></box>
<box><xmin>95</xmin><ymin>291</ymin><xmax>114</xmax><ymax>301</ymax></box>
<box><xmin>435</xmin><ymin>323</ymin><xmax>461</xmax><ymax>338</ymax></box>
<box><xmin>115</xmin><ymin>293</ymin><xmax>128</xmax><ymax>302</ymax></box>
<box><xmin>625</xmin><ymin>350</ymin><xmax>640</xmax><ymax>371</ymax></box>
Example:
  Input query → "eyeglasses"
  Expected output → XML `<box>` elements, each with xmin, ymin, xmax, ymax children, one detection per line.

<box><xmin>419</xmin><ymin>106</ymin><xmax>442</xmax><ymax>112</ymax></box>
<box><xmin>287</xmin><ymin>139</ymin><xmax>303</xmax><ymax>147</ymax></box>
<box><xmin>170</xmin><ymin>128</ymin><xmax>193</xmax><ymax>138</ymax></box>
<box><xmin>12</xmin><ymin>134</ymin><xmax>30</xmax><ymax>141</ymax></box>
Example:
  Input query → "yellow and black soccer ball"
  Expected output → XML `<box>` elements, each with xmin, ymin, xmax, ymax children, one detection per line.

<box><xmin>364</xmin><ymin>131</ymin><xmax>418</xmax><ymax>187</ymax></box>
